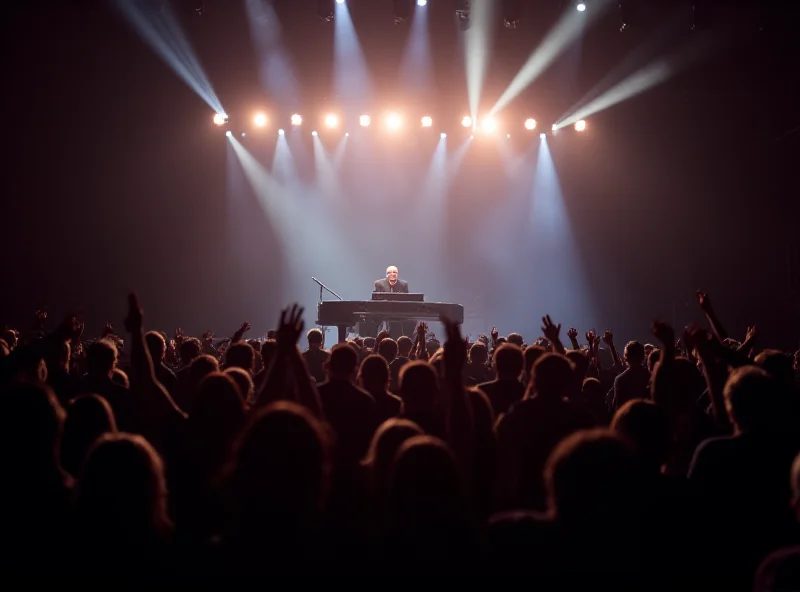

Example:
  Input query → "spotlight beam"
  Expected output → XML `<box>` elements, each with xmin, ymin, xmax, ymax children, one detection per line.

<box><xmin>489</xmin><ymin>0</ymin><xmax>613</xmax><ymax>116</ymax></box>
<box><xmin>113</xmin><ymin>0</ymin><xmax>224</xmax><ymax>114</ymax></box>
<box><xmin>554</xmin><ymin>28</ymin><xmax>734</xmax><ymax>129</ymax></box>
<box><xmin>465</xmin><ymin>0</ymin><xmax>497</xmax><ymax>123</ymax></box>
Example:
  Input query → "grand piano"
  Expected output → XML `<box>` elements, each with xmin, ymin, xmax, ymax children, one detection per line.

<box><xmin>317</xmin><ymin>296</ymin><xmax>465</xmax><ymax>343</ymax></box>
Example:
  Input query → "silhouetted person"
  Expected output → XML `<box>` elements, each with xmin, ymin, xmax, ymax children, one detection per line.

<box><xmin>358</xmin><ymin>354</ymin><xmax>403</xmax><ymax>425</ymax></box>
<box><xmin>361</xmin><ymin>418</ymin><xmax>423</xmax><ymax>514</ymax></box>
<box><xmin>383</xmin><ymin>435</ymin><xmax>475</xmax><ymax>574</ymax></box>
<box><xmin>464</xmin><ymin>341</ymin><xmax>492</xmax><ymax>386</ymax></box>
<box><xmin>488</xmin><ymin>430</ymin><xmax>644</xmax><ymax>586</ymax></box>
<box><xmin>173</xmin><ymin>372</ymin><xmax>245</xmax><ymax>541</ymax></box>
<box><xmin>302</xmin><ymin>328</ymin><xmax>329</xmax><ymax>384</ymax></box>
<box><xmin>318</xmin><ymin>343</ymin><xmax>378</xmax><ymax>470</ymax></box>
<box><xmin>389</xmin><ymin>336</ymin><xmax>413</xmax><ymax>391</ymax></box>
<box><xmin>0</xmin><ymin>383</ymin><xmax>72</xmax><ymax>573</ymax></box>
<box><xmin>479</xmin><ymin>343</ymin><xmax>525</xmax><ymax>417</ymax></box>
<box><xmin>610</xmin><ymin>340</ymin><xmax>650</xmax><ymax>411</ymax></box>
<box><xmin>224</xmin><ymin>341</ymin><xmax>255</xmax><ymax>374</ymax></box>
<box><xmin>73</xmin><ymin>433</ymin><xmax>174</xmax><ymax>576</ymax></box>
<box><xmin>689</xmin><ymin>366</ymin><xmax>800</xmax><ymax>588</ymax></box>
<box><xmin>145</xmin><ymin>331</ymin><xmax>179</xmax><ymax>397</ymax></box>
<box><xmin>61</xmin><ymin>394</ymin><xmax>117</xmax><ymax>478</ymax></box>
<box><xmin>79</xmin><ymin>339</ymin><xmax>134</xmax><ymax>432</ymax></box>
<box><xmin>496</xmin><ymin>353</ymin><xmax>593</xmax><ymax>510</ymax></box>
<box><xmin>218</xmin><ymin>402</ymin><xmax>333</xmax><ymax>574</ymax></box>
<box><xmin>176</xmin><ymin>354</ymin><xmax>219</xmax><ymax>415</ymax></box>
<box><xmin>398</xmin><ymin>361</ymin><xmax>444</xmax><ymax>439</ymax></box>
<box><xmin>225</xmin><ymin>367</ymin><xmax>255</xmax><ymax>404</ymax></box>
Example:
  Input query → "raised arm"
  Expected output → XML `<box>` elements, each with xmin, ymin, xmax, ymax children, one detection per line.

<box><xmin>541</xmin><ymin>315</ymin><xmax>566</xmax><ymax>355</ymax></box>
<box><xmin>696</xmin><ymin>290</ymin><xmax>728</xmax><ymax>342</ymax></box>
<box><xmin>123</xmin><ymin>293</ymin><xmax>186</xmax><ymax>424</ymax></box>
<box><xmin>253</xmin><ymin>305</ymin><xmax>322</xmax><ymax>417</ymax></box>
<box><xmin>602</xmin><ymin>330</ymin><xmax>623</xmax><ymax>370</ymax></box>
<box><xmin>567</xmin><ymin>327</ymin><xmax>580</xmax><ymax>351</ymax></box>
<box><xmin>440</xmin><ymin>316</ymin><xmax>475</xmax><ymax>476</ymax></box>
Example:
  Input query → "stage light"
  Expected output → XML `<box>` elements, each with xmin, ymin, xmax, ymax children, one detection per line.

<box><xmin>253</xmin><ymin>113</ymin><xmax>267</xmax><ymax>127</ymax></box>
<box><xmin>278</xmin><ymin>129</ymin><xmax>285</xmax><ymax>136</ymax></box>
<box><xmin>503</xmin><ymin>0</ymin><xmax>520</xmax><ymax>28</ymax></box>
<box><xmin>461</xmin><ymin>116</ymin><xmax>473</xmax><ymax>128</ymax></box>
<box><xmin>393</xmin><ymin>0</ymin><xmax>411</xmax><ymax>24</ymax></box>
<box><xmin>291</xmin><ymin>114</ymin><xmax>303</xmax><ymax>126</ymax></box>
<box><xmin>524</xmin><ymin>118</ymin><xmax>537</xmax><ymax>130</ymax></box>
<box><xmin>552</xmin><ymin>123</ymin><xmax>558</xmax><ymax>131</ymax></box>
<box><xmin>418</xmin><ymin>0</ymin><xmax>427</xmax><ymax>5</ymax></box>
<box><xmin>241</xmin><ymin>132</ymin><xmax>246</xmax><ymax>137</ymax></box>
<box><xmin>324</xmin><ymin>113</ymin><xmax>340</xmax><ymax>128</ymax></box>
<box><xmin>312</xmin><ymin>130</ymin><xmax>318</xmax><ymax>136</ymax></box>
<box><xmin>359</xmin><ymin>114</ymin><xmax>371</xmax><ymax>127</ymax></box>
<box><xmin>213</xmin><ymin>113</ymin><xmax>228</xmax><ymax>125</ymax></box>
<box><xmin>577</xmin><ymin>3</ymin><xmax>586</xmax><ymax>12</ymax></box>
<box><xmin>440</xmin><ymin>132</ymin><xmax>447</xmax><ymax>138</ymax></box>
<box><xmin>575</xmin><ymin>119</ymin><xmax>587</xmax><ymax>131</ymax></box>
<box><xmin>506</xmin><ymin>133</ymin><xmax>511</xmax><ymax>139</ymax></box>
<box><xmin>225</xmin><ymin>130</ymin><xmax>232</xmax><ymax>137</ymax></box>
<box><xmin>336</xmin><ymin>0</ymin><xmax>344</xmax><ymax>4</ymax></box>
<box><xmin>421</xmin><ymin>116</ymin><xmax>433</xmax><ymax>127</ymax></box>
<box><xmin>455</xmin><ymin>0</ymin><xmax>470</xmax><ymax>30</ymax></box>
<box><xmin>481</xmin><ymin>117</ymin><xmax>499</xmax><ymax>133</ymax></box>
<box><xmin>345</xmin><ymin>132</ymin><xmax>349</xmax><ymax>137</ymax></box>
<box><xmin>540</xmin><ymin>133</ymin><xmax>546</xmax><ymax>139</ymax></box>
<box><xmin>386</xmin><ymin>113</ymin><xmax>402</xmax><ymax>130</ymax></box>
<box><xmin>317</xmin><ymin>0</ymin><xmax>334</xmax><ymax>21</ymax></box>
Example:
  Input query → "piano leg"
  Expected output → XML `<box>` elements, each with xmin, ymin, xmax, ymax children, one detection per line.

<box><xmin>337</xmin><ymin>325</ymin><xmax>347</xmax><ymax>344</ymax></box>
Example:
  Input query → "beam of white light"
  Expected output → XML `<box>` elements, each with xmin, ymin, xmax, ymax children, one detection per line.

<box><xmin>312</xmin><ymin>134</ymin><xmax>344</xmax><ymax>199</ymax></box>
<box><xmin>527</xmin><ymin>137</ymin><xmax>595</xmax><ymax>327</ymax></box>
<box><xmin>244</xmin><ymin>0</ymin><xmax>300</xmax><ymax>108</ymax></box>
<box><xmin>555</xmin><ymin>25</ymin><xmax>734</xmax><ymax>129</ymax></box>
<box><xmin>333</xmin><ymin>1</ymin><xmax>373</xmax><ymax>111</ymax></box>
<box><xmin>489</xmin><ymin>0</ymin><xmax>614</xmax><ymax>116</ymax></box>
<box><xmin>333</xmin><ymin>134</ymin><xmax>348</xmax><ymax>169</ymax></box>
<box><xmin>271</xmin><ymin>132</ymin><xmax>295</xmax><ymax>184</ymax></box>
<box><xmin>554</xmin><ymin>11</ymin><xmax>690</xmax><ymax>125</ymax></box>
<box><xmin>465</xmin><ymin>0</ymin><xmax>496</xmax><ymax>123</ymax></box>
<box><xmin>556</xmin><ymin>61</ymin><xmax>671</xmax><ymax>129</ymax></box>
<box><xmin>399</xmin><ymin>0</ymin><xmax>434</xmax><ymax>98</ymax></box>
<box><xmin>113</xmin><ymin>0</ymin><xmax>224</xmax><ymax>115</ymax></box>
<box><xmin>418</xmin><ymin>0</ymin><xmax>428</xmax><ymax>6</ymax></box>
<box><xmin>228</xmin><ymin>134</ymin><xmax>295</xmax><ymax>241</ymax></box>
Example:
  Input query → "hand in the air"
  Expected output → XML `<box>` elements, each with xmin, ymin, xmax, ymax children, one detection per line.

<box><xmin>276</xmin><ymin>304</ymin><xmax>304</xmax><ymax>353</ymax></box>
<box><xmin>541</xmin><ymin>315</ymin><xmax>561</xmax><ymax>343</ymax></box>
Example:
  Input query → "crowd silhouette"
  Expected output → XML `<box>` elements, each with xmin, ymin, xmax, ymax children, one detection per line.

<box><xmin>2</xmin><ymin>291</ymin><xmax>800</xmax><ymax>588</ymax></box>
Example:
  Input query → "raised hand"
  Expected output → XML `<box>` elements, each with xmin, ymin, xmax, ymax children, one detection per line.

<box><xmin>541</xmin><ymin>315</ymin><xmax>561</xmax><ymax>343</ymax></box>
<box><xmin>745</xmin><ymin>325</ymin><xmax>757</xmax><ymax>343</ymax></box>
<box><xmin>102</xmin><ymin>322</ymin><xmax>115</xmax><ymax>337</ymax></box>
<box><xmin>651</xmin><ymin>320</ymin><xmax>675</xmax><ymax>347</ymax></box>
<box><xmin>202</xmin><ymin>331</ymin><xmax>214</xmax><ymax>345</ymax></box>
<box><xmin>233</xmin><ymin>321</ymin><xmax>252</xmax><ymax>343</ymax></box>
<box><xmin>567</xmin><ymin>327</ymin><xmax>578</xmax><ymax>341</ymax></box>
<box><xmin>124</xmin><ymin>293</ymin><xmax>144</xmax><ymax>333</ymax></box>
<box><xmin>602</xmin><ymin>330</ymin><xmax>614</xmax><ymax>345</ymax></box>
<box><xmin>276</xmin><ymin>304</ymin><xmax>304</xmax><ymax>352</ymax></box>
<box><xmin>696</xmin><ymin>290</ymin><xmax>713</xmax><ymax>314</ymax></box>
<box><xmin>585</xmin><ymin>330</ymin><xmax>597</xmax><ymax>346</ymax></box>
<box><xmin>440</xmin><ymin>315</ymin><xmax>467</xmax><ymax>373</ymax></box>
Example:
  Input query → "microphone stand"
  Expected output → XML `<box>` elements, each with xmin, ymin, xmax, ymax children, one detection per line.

<box><xmin>312</xmin><ymin>277</ymin><xmax>343</xmax><ymax>302</ymax></box>
<box><xmin>312</xmin><ymin>277</ymin><xmax>345</xmax><ymax>345</ymax></box>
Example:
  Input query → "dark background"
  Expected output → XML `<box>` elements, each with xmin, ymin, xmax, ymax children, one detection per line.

<box><xmin>2</xmin><ymin>0</ymin><xmax>798</xmax><ymax>346</ymax></box>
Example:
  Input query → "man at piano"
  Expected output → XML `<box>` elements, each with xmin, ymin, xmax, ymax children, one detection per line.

<box><xmin>374</xmin><ymin>266</ymin><xmax>409</xmax><ymax>294</ymax></box>
<box><xmin>373</xmin><ymin>265</ymin><xmax>412</xmax><ymax>338</ymax></box>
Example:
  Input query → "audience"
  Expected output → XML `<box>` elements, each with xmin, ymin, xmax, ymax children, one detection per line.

<box><xmin>2</xmin><ymin>289</ymin><xmax>799</xmax><ymax>587</ymax></box>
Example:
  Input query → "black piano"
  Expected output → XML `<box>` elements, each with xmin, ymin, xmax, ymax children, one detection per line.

<box><xmin>317</xmin><ymin>300</ymin><xmax>465</xmax><ymax>343</ymax></box>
